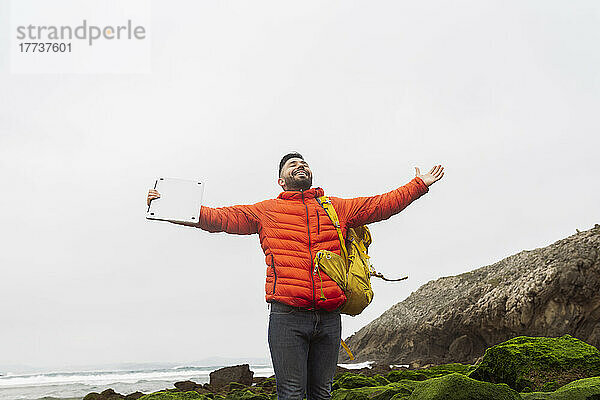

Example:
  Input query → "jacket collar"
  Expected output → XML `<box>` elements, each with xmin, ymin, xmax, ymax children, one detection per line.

<box><xmin>277</xmin><ymin>187</ymin><xmax>325</xmax><ymax>201</ymax></box>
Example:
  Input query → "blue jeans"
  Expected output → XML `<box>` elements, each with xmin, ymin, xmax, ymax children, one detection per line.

<box><xmin>268</xmin><ymin>302</ymin><xmax>342</xmax><ymax>400</ymax></box>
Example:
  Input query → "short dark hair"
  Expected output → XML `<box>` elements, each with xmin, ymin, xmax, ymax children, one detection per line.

<box><xmin>279</xmin><ymin>152</ymin><xmax>304</xmax><ymax>177</ymax></box>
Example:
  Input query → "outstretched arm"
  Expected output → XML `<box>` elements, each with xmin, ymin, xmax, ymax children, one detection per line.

<box><xmin>196</xmin><ymin>204</ymin><xmax>260</xmax><ymax>234</ymax></box>
<box><xmin>332</xmin><ymin>165</ymin><xmax>444</xmax><ymax>228</ymax></box>
<box><xmin>146</xmin><ymin>189</ymin><xmax>260</xmax><ymax>234</ymax></box>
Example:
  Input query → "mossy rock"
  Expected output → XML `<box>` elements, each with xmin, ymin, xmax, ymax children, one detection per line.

<box><xmin>520</xmin><ymin>376</ymin><xmax>600</xmax><ymax>400</ymax></box>
<box><xmin>138</xmin><ymin>391</ymin><xmax>207</xmax><ymax>400</ymax></box>
<box><xmin>84</xmin><ymin>388</ymin><xmax>129</xmax><ymax>400</ymax></box>
<box><xmin>387</xmin><ymin>364</ymin><xmax>474</xmax><ymax>383</ymax></box>
<box><xmin>424</xmin><ymin>364</ymin><xmax>476</xmax><ymax>375</ymax></box>
<box><xmin>228</xmin><ymin>382</ymin><xmax>248</xmax><ymax>391</ymax></box>
<box><xmin>373</xmin><ymin>375</ymin><xmax>391</xmax><ymax>386</ymax></box>
<box><xmin>254</xmin><ymin>377</ymin><xmax>276</xmax><ymax>388</ymax></box>
<box><xmin>387</xmin><ymin>370</ymin><xmax>433</xmax><ymax>382</ymax></box>
<box><xmin>332</xmin><ymin>381</ymin><xmax>419</xmax><ymax>400</ymax></box>
<box><xmin>407</xmin><ymin>373</ymin><xmax>520</xmax><ymax>400</ymax></box>
<box><xmin>469</xmin><ymin>335</ymin><xmax>600</xmax><ymax>392</ymax></box>
<box><xmin>333</xmin><ymin>373</ymin><xmax>383</xmax><ymax>389</ymax></box>
<box><xmin>222</xmin><ymin>389</ymin><xmax>270</xmax><ymax>400</ymax></box>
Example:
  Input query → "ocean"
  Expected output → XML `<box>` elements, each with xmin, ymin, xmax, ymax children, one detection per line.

<box><xmin>0</xmin><ymin>364</ymin><xmax>274</xmax><ymax>400</ymax></box>
<box><xmin>0</xmin><ymin>362</ymin><xmax>373</xmax><ymax>400</ymax></box>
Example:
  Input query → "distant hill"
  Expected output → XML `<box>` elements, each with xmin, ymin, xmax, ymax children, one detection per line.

<box><xmin>341</xmin><ymin>224</ymin><xmax>600</xmax><ymax>365</ymax></box>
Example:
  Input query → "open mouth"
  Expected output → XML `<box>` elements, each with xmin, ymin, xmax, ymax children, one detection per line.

<box><xmin>294</xmin><ymin>170</ymin><xmax>308</xmax><ymax>177</ymax></box>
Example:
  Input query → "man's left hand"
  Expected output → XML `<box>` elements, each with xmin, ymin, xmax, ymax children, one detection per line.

<box><xmin>415</xmin><ymin>165</ymin><xmax>444</xmax><ymax>187</ymax></box>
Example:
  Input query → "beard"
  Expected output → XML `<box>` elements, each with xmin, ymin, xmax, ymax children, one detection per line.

<box><xmin>283</xmin><ymin>173</ymin><xmax>312</xmax><ymax>191</ymax></box>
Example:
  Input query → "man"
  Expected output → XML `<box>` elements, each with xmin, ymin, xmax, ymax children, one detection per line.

<box><xmin>147</xmin><ymin>152</ymin><xmax>444</xmax><ymax>400</ymax></box>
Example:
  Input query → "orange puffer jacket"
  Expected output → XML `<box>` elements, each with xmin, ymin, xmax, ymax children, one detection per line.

<box><xmin>198</xmin><ymin>177</ymin><xmax>429</xmax><ymax>311</ymax></box>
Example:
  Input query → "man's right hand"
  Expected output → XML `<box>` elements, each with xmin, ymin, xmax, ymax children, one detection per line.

<box><xmin>147</xmin><ymin>189</ymin><xmax>161</xmax><ymax>206</ymax></box>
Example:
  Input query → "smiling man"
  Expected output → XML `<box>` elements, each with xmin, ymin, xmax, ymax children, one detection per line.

<box><xmin>147</xmin><ymin>152</ymin><xmax>444</xmax><ymax>400</ymax></box>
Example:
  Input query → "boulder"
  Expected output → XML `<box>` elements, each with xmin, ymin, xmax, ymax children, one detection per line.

<box><xmin>85</xmin><ymin>389</ymin><xmax>145</xmax><ymax>400</ymax></box>
<box><xmin>83</xmin><ymin>389</ymin><xmax>125</xmax><ymax>400</ymax></box>
<box><xmin>174</xmin><ymin>380</ymin><xmax>202</xmax><ymax>392</ymax></box>
<box><xmin>124</xmin><ymin>392</ymin><xmax>145</xmax><ymax>400</ymax></box>
<box><xmin>520</xmin><ymin>376</ymin><xmax>600</xmax><ymax>400</ymax></box>
<box><xmin>469</xmin><ymin>335</ymin><xmax>600</xmax><ymax>392</ymax></box>
<box><xmin>342</xmin><ymin>225</ymin><xmax>600</xmax><ymax>365</ymax></box>
<box><xmin>331</xmin><ymin>381</ymin><xmax>419</xmax><ymax>400</ymax></box>
<box><xmin>209</xmin><ymin>364</ymin><xmax>254</xmax><ymax>391</ymax></box>
<box><xmin>408</xmin><ymin>373</ymin><xmax>520</xmax><ymax>400</ymax></box>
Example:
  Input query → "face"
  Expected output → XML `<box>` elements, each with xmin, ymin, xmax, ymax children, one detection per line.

<box><xmin>278</xmin><ymin>157</ymin><xmax>313</xmax><ymax>191</ymax></box>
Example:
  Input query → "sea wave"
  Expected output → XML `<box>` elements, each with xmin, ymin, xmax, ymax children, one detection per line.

<box><xmin>338</xmin><ymin>361</ymin><xmax>374</xmax><ymax>369</ymax></box>
<box><xmin>1</xmin><ymin>367</ymin><xmax>217</xmax><ymax>388</ymax></box>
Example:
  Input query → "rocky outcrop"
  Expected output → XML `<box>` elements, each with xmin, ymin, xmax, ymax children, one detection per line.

<box><xmin>209</xmin><ymin>364</ymin><xmax>254</xmax><ymax>390</ymax></box>
<box><xmin>341</xmin><ymin>224</ymin><xmax>600</xmax><ymax>365</ymax></box>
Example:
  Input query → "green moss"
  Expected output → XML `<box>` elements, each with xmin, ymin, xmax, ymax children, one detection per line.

<box><xmin>520</xmin><ymin>393</ymin><xmax>553</xmax><ymax>400</ymax></box>
<box><xmin>387</xmin><ymin>364</ymin><xmax>474</xmax><ymax>383</ymax></box>
<box><xmin>331</xmin><ymin>382</ymin><xmax>418</xmax><ymax>400</ymax></box>
<box><xmin>228</xmin><ymin>382</ymin><xmax>248</xmax><ymax>391</ymax></box>
<box><xmin>333</xmin><ymin>373</ymin><xmax>383</xmax><ymax>390</ymax></box>
<box><xmin>539</xmin><ymin>380</ymin><xmax>560</xmax><ymax>392</ymax></box>
<box><xmin>387</xmin><ymin>370</ymin><xmax>432</xmax><ymax>382</ymax></box>
<box><xmin>468</xmin><ymin>335</ymin><xmax>600</xmax><ymax>392</ymax></box>
<box><xmin>138</xmin><ymin>391</ymin><xmax>207</xmax><ymax>400</ymax></box>
<box><xmin>425</xmin><ymin>363</ymin><xmax>476</xmax><ymax>375</ymax></box>
<box><xmin>222</xmin><ymin>389</ymin><xmax>270</xmax><ymax>400</ymax></box>
<box><xmin>520</xmin><ymin>376</ymin><xmax>600</xmax><ymax>400</ymax></box>
<box><xmin>408</xmin><ymin>373</ymin><xmax>520</xmax><ymax>400</ymax></box>
<box><xmin>373</xmin><ymin>375</ymin><xmax>391</xmax><ymax>386</ymax></box>
<box><xmin>254</xmin><ymin>377</ymin><xmax>276</xmax><ymax>388</ymax></box>
<box><xmin>137</xmin><ymin>389</ymin><xmax>269</xmax><ymax>400</ymax></box>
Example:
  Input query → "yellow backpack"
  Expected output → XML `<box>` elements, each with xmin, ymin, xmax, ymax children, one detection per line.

<box><xmin>314</xmin><ymin>196</ymin><xmax>408</xmax><ymax>359</ymax></box>
<box><xmin>314</xmin><ymin>196</ymin><xmax>375</xmax><ymax>317</ymax></box>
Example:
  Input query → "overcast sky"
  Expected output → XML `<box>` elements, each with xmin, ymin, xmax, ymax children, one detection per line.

<box><xmin>1</xmin><ymin>0</ymin><xmax>599</xmax><ymax>369</ymax></box>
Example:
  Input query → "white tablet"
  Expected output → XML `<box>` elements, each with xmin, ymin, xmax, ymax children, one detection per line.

<box><xmin>146</xmin><ymin>177</ymin><xmax>204</xmax><ymax>223</ymax></box>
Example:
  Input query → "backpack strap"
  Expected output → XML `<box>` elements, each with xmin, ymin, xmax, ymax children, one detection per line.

<box><xmin>316</xmin><ymin>196</ymin><xmax>356</xmax><ymax>358</ymax></box>
<box><xmin>316</xmin><ymin>196</ymin><xmax>348</xmax><ymax>265</ymax></box>
<box><xmin>340</xmin><ymin>339</ymin><xmax>355</xmax><ymax>360</ymax></box>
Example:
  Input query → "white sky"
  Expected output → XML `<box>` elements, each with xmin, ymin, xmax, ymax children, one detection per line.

<box><xmin>1</xmin><ymin>0</ymin><xmax>599</xmax><ymax>369</ymax></box>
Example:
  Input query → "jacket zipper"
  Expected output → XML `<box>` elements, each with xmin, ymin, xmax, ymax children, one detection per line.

<box><xmin>302</xmin><ymin>190</ymin><xmax>316</xmax><ymax>309</ymax></box>
<box><xmin>270</xmin><ymin>254</ymin><xmax>277</xmax><ymax>295</ymax></box>
<box><xmin>316</xmin><ymin>210</ymin><xmax>320</xmax><ymax>236</ymax></box>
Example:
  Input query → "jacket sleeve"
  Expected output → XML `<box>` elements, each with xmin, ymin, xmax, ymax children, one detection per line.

<box><xmin>332</xmin><ymin>177</ymin><xmax>429</xmax><ymax>228</ymax></box>
<box><xmin>197</xmin><ymin>203</ymin><xmax>260</xmax><ymax>235</ymax></box>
